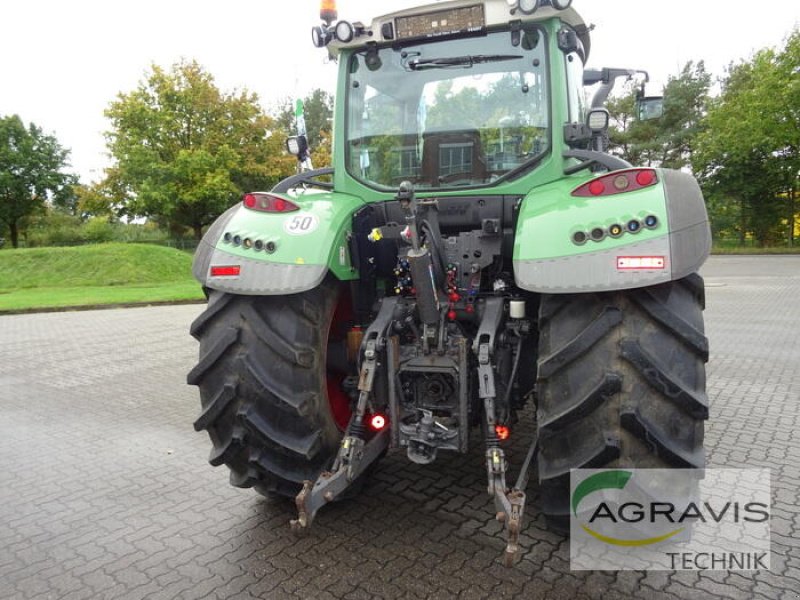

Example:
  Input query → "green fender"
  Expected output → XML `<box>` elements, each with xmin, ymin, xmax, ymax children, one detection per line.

<box><xmin>513</xmin><ymin>168</ymin><xmax>711</xmax><ymax>293</ymax></box>
<box><xmin>192</xmin><ymin>189</ymin><xmax>364</xmax><ymax>295</ymax></box>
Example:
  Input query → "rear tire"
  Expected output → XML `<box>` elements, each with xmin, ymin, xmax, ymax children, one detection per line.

<box><xmin>536</xmin><ymin>274</ymin><xmax>709</xmax><ymax>531</ymax></box>
<box><xmin>187</xmin><ymin>279</ymin><xmax>350</xmax><ymax>497</ymax></box>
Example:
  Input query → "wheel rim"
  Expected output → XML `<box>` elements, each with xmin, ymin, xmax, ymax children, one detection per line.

<box><xmin>326</xmin><ymin>287</ymin><xmax>355</xmax><ymax>431</ymax></box>
<box><xmin>326</xmin><ymin>373</ymin><xmax>352</xmax><ymax>431</ymax></box>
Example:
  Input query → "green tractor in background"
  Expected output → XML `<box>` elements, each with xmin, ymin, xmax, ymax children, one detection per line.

<box><xmin>188</xmin><ymin>0</ymin><xmax>710</xmax><ymax>564</ymax></box>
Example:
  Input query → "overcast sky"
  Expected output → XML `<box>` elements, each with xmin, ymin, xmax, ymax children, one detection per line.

<box><xmin>1</xmin><ymin>0</ymin><xmax>797</xmax><ymax>184</ymax></box>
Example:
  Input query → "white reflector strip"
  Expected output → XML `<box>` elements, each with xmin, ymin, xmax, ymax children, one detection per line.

<box><xmin>616</xmin><ymin>256</ymin><xmax>666</xmax><ymax>270</ymax></box>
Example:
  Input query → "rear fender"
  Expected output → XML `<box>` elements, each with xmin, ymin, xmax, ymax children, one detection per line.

<box><xmin>513</xmin><ymin>169</ymin><xmax>711</xmax><ymax>293</ymax></box>
<box><xmin>192</xmin><ymin>189</ymin><xmax>364</xmax><ymax>295</ymax></box>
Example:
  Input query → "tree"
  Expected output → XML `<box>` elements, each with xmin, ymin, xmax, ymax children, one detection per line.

<box><xmin>0</xmin><ymin>115</ymin><xmax>75</xmax><ymax>248</ymax></box>
<box><xmin>105</xmin><ymin>59</ymin><xmax>294</xmax><ymax>239</ymax></box>
<box><xmin>693</xmin><ymin>32</ymin><xmax>800</xmax><ymax>246</ymax></box>
<box><xmin>74</xmin><ymin>175</ymin><xmax>124</xmax><ymax>222</ymax></box>
<box><xmin>605</xmin><ymin>88</ymin><xmax>641</xmax><ymax>163</ymax></box>
<box><xmin>608</xmin><ymin>61</ymin><xmax>711</xmax><ymax>169</ymax></box>
<box><xmin>274</xmin><ymin>89</ymin><xmax>334</xmax><ymax>166</ymax></box>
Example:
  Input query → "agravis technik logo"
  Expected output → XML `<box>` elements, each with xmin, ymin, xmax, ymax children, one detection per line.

<box><xmin>570</xmin><ymin>469</ymin><xmax>771</xmax><ymax>570</ymax></box>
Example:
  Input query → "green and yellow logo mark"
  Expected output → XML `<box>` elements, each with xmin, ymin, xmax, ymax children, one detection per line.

<box><xmin>572</xmin><ymin>470</ymin><xmax>684</xmax><ymax>547</ymax></box>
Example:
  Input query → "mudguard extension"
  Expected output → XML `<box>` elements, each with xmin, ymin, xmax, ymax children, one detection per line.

<box><xmin>513</xmin><ymin>169</ymin><xmax>711</xmax><ymax>293</ymax></box>
<box><xmin>192</xmin><ymin>190</ymin><xmax>364</xmax><ymax>295</ymax></box>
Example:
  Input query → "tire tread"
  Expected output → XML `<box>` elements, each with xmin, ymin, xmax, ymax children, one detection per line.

<box><xmin>186</xmin><ymin>326</ymin><xmax>240</xmax><ymax>385</ymax></box>
<box><xmin>536</xmin><ymin>275</ymin><xmax>709</xmax><ymax>527</ymax></box>
<box><xmin>188</xmin><ymin>280</ymin><xmax>346</xmax><ymax>498</ymax></box>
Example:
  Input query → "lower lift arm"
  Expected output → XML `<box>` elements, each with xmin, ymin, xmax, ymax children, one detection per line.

<box><xmin>475</xmin><ymin>297</ymin><xmax>538</xmax><ymax>566</ymax></box>
<box><xmin>290</xmin><ymin>298</ymin><xmax>398</xmax><ymax>530</ymax></box>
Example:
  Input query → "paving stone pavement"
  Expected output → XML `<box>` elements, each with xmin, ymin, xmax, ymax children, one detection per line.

<box><xmin>1</xmin><ymin>255</ymin><xmax>799</xmax><ymax>600</ymax></box>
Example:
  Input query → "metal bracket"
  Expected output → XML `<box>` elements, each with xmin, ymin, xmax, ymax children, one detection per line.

<box><xmin>509</xmin><ymin>20</ymin><xmax>522</xmax><ymax>47</ymax></box>
<box><xmin>488</xmin><ymin>430</ymin><xmax>540</xmax><ymax>567</ymax></box>
<box><xmin>291</xmin><ymin>429</ymin><xmax>389</xmax><ymax>530</ymax></box>
<box><xmin>477</xmin><ymin>343</ymin><xmax>496</xmax><ymax>401</ymax></box>
<box><xmin>498</xmin><ymin>430</ymin><xmax>539</xmax><ymax>566</ymax></box>
<box><xmin>501</xmin><ymin>491</ymin><xmax>526</xmax><ymax>567</ymax></box>
<box><xmin>474</xmin><ymin>297</ymin><xmax>504</xmax><ymax>402</ymax></box>
<box><xmin>387</xmin><ymin>335</ymin><xmax>401</xmax><ymax>447</ymax></box>
<box><xmin>472</xmin><ymin>297</ymin><xmax>504</xmax><ymax>355</ymax></box>
<box><xmin>486</xmin><ymin>445</ymin><xmax>507</xmax><ymax>497</ymax></box>
<box><xmin>357</xmin><ymin>345</ymin><xmax>378</xmax><ymax>393</ymax></box>
<box><xmin>358</xmin><ymin>296</ymin><xmax>399</xmax><ymax>370</ymax></box>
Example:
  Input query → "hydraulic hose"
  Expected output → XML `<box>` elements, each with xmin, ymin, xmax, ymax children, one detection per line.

<box><xmin>421</xmin><ymin>219</ymin><xmax>447</xmax><ymax>290</ymax></box>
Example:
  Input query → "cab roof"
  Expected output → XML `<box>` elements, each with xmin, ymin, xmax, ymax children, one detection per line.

<box><xmin>326</xmin><ymin>0</ymin><xmax>591</xmax><ymax>60</ymax></box>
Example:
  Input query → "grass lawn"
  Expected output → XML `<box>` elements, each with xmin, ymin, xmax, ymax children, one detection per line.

<box><xmin>0</xmin><ymin>243</ymin><xmax>205</xmax><ymax>312</ymax></box>
<box><xmin>712</xmin><ymin>246</ymin><xmax>800</xmax><ymax>255</ymax></box>
<box><xmin>1</xmin><ymin>241</ymin><xmax>797</xmax><ymax>313</ymax></box>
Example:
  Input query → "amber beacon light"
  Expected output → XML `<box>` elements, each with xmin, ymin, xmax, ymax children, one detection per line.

<box><xmin>320</xmin><ymin>0</ymin><xmax>337</xmax><ymax>24</ymax></box>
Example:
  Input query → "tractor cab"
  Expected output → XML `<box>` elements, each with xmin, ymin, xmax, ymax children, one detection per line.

<box><xmin>342</xmin><ymin>28</ymin><xmax>550</xmax><ymax>190</ymax></box>
<box><xmin>303</xmin><ymin>0</ymin><xmax>603</xmax><ymax>196</ymax></box>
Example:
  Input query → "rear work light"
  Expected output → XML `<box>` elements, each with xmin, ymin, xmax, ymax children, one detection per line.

<box><xmin>242</xmin><ymin>193</ymin><xmax>299</xmax><ymax>213</ymax></box>
<box><xmin>572</xmin><ymin>169</ymin><xmax>658</xmax><ymax>198</ymax></box>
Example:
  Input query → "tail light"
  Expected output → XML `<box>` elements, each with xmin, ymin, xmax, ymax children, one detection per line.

<box><xmin>243</xmin><ymin>193</ymin><xmax>299</xmax><ymax>213</ymax></box>
<box><xmin>369</xmin><ymin>414</ymin><xmax>387</xmax><ymax>431</ymax></box>
<box><xmin>572</xmin><ymin>169</ymin><xmax>658</xmax><ymax>198</ymax></box>
<box><xmin>495</xmin><ymin>425</ymin><xmax>510</xmax><ymax>441</ymax></box>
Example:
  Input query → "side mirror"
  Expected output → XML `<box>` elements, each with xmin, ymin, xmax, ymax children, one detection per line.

<box><xmin>637</xmin><ymin>97</ymin><xmax>664</xmax><ymax>121</ymax></box>
<box><xmin>286</xmin><ymin>135</ymin><xmax>309</xmax><ymax>157</ymax></box>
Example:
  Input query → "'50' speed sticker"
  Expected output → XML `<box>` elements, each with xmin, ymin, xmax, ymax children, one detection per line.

<box><xmin>283</xmin><ymin>213</ymin><xmax>319</xmax><ymax>235</ymax></box>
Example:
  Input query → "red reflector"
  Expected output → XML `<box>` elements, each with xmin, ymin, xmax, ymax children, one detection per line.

<box><xmin>636</xmin><ymin>170</ymin><xmax>656</xmax><ymax>186</ymax></box>
<box><xmin>495</xmin><ymin>425</ymin><xmax>510</xmax><ymax>441</ymax></box>
<box><xmin>589</xmin><ymin>180</ymin><xmax>606</xmax><ymax>196</ymax></box>
<box><xmin>616</xmin><ymin>256</ymin><xmax>666</xmax><ymax>270</ymax></box>
<box><xmin>210</xmin><ymin>265</ymin><xmax>241</xmax><ymax>277</ymax></box>
<box><xmin>369</xmin><ymin>414</ymin><xmax>387</xmax><ymax>430</ymax></box>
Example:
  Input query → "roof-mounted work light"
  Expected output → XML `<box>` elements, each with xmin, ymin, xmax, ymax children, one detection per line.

<box><xmin>587</xmin><ymin>109</ymin><xmax>610</xmax><ymax>132</ymax></box>
<box><xmin>335</xmin><ymin>20</ymin><xmax>354</xmax><ymax>43</ymax></box>
<box><xmin>552</xmin><ymin>0</ymin><xmax>573</xmax><ymax>9</ymax></box>
<box><xmin>518</xmin><ymin>0</ymin><xmax>539</xmax><ymax>15</ymax></box>
<box><xmin>311</xmin><ymin>26</ymin><xmax>331</xmax><ymax>48</ymax></box>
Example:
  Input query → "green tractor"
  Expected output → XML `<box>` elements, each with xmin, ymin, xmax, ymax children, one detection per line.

<box><xmin>188</xmin><ymin>0</ymin><xmax>710</xmax><ymax>564</ymax></box>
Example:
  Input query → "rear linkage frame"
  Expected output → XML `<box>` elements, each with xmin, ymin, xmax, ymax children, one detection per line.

<box><xmin>290</xmin><ymin>184</ymin><xmax>539</xmax><ymax>566</ymax></box>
